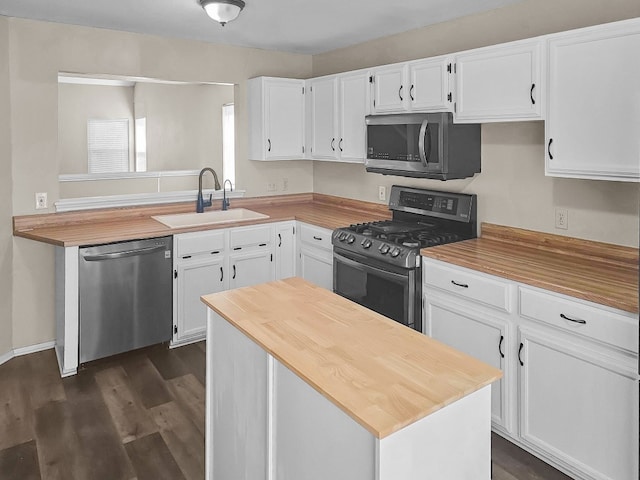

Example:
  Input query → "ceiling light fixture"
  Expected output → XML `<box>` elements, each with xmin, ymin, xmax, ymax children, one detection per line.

<box><xmin>200</xmin><ymin>0</ymin><xmax>245</xmax><ymax>26</ymax></box>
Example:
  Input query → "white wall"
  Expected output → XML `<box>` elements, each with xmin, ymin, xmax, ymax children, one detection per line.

<box><xmin>312</xmin><ymin>0</ymin><xmax>640</xmax><ymax>247</ymax></box>
<box><xmin>7</xmin><ymin>17</ymin><xmax>313</xmax><ymax>349</ymax></box>
<box><xmin>58</xmin><ymin>83</ymin><xmax>135</xmax><ymax>175</ymax></box>
<box><xmin>0</xmin><ymin>16</ymin><xmax>13</xmax><ymax>359</ymax></box>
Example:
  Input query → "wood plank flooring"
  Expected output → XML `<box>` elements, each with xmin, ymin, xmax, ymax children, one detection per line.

<box><xmin>0</xmin><ymin>342</ymin><xmax>573</xmax><ymax>479</ymax></box>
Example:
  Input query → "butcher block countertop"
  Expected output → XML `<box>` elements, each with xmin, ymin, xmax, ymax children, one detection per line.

<box><xmin>13</xmin><ymin>193</ymin><xmax>390</xmax><ymax>247</ymax></box>
<box><xmin>201</xmin><ymin>277</ymin><xmax>502</xmax><ymax>439</ymax></box>
<box><xmin>421</xmin><ymin>223</ymin><xmax>639</xmax><ymax>314</ymax></box>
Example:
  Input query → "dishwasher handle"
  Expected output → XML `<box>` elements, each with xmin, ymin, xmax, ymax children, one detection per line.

<box><xmin>82</xmin><ymin>245</ymin><xmax>167</xmax><ymax>261</ymax></box>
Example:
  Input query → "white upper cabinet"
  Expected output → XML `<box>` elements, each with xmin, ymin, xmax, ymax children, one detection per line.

<box><xmin>337</xmin><ymin>71</ymin><xmax>370</xmax><ymax>162</ymax></box>
<box><xmin>248</xmin><ymin>77</ymin><xmax>305</xmax><ymax>161</ymax></box>
<box><xmin>407</xmin><ymin>57</ymin><xmax>454</xmax><ymax>112</ymax></box>
<box><xmin>545</xmin><ymin>19</ymin><xmax>640</xmax><ymax>181</ymax></box>
<box><xmin>371</xmin><ymin>64</ymin><xmax>408</xmax><ymax>113</ymax></box>
<box><xmin>307</xmin><ymin>71</ymin><xmax>370</xmax><ymax>163</ymax></box>
<box><xmin>454</xmin><ymin>40</ymin><xmax>543</xmax><ymax>123</ymax></box>
<box><xmin>308</xmin><ymin>76</ymin><xmax>339</xmax><ymax>160</ymax></box>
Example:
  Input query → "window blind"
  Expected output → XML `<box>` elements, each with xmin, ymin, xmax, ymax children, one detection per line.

<box><xmin>87</xmin><ymin>118</ymin><xmax>130</xmax><ymax>174</ymax></box>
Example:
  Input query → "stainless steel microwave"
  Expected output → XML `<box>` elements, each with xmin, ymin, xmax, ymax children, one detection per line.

<box><xmin>365</xmin><ymin>112</ymin><xmax>481</xmax><ymax>180</ymax></box>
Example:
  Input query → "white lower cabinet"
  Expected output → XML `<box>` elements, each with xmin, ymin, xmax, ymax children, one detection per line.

<box><xmin>519</xmin><ymin>326</ymin><xmax>638</xmax><ymax>480</ymax></box>
<box><xmin>425</xmin><ymin>299</ymin><xmax>510</xmax><ymax>431</ymax></box>
<box><xmin>173</xmin><ymin>221</ymin><xmax>297</xmax><ymax>345</ymax></box>
<box><xmin>275</xmin><ymin>221</ymin><xmax>296</xmax><ymax>279</ymax></box>
<box><xmin>173</xmin><ymin>231</ymin><xmax>227</xmax><ymax>344</ymax></box>
<box><xmin>297</xmin><ymin>222</ymin><xmax>333</xmax><ymax>290</ymax></box>
<box><xmin>423</xmin><ymin>258</ymin><xmax>639</xmax><ymax>480</ymax></box>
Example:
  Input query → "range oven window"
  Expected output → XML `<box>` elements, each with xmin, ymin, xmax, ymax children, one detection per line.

<box><xmin>333</xmin><ymin>249</ymin><xmax>420</xmax><ymax>331</ymax></box>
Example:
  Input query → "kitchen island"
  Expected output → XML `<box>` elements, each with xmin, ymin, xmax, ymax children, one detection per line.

<box><xmin>202</xmin><ymin>277</ymin><xmax>502</xmax><ymax>480</ymax></box>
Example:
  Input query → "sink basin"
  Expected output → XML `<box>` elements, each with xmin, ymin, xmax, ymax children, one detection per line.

<box><xmin>152</xmin><ymin>209</ymin><xmax>270</xmax><ymax>229</ymax></box>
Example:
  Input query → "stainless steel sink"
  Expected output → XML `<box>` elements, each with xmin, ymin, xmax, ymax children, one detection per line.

<box><xmin>152</xmin><ymin>209</ymin><xmax>269</xmax><ymax>229</ymax></box>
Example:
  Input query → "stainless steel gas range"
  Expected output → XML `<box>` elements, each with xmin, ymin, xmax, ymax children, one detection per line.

<box><xmin>332</xmin><ymin>185</ymin><xmax>477</xmax><ymax>332</ymax></box>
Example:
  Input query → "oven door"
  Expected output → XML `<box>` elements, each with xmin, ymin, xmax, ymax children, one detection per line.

<box><xmin>333</xmin><ymin>248</ymin><xmax>421</xmax><ymax>332</ymax></box>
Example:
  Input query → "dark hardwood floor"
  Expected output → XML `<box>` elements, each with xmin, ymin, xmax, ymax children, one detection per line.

<box><xmin>0</xmin><ymin>343</ymin><xmax>572</xmax><ymax>479</ymax></box>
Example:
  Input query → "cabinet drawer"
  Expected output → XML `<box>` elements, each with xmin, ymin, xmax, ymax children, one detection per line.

<box><xmin>230</xmin><ymin>225</ymin><xmax>272</xmax><ymax>249</ymax></box>
<box><xmin>519</xmin><ymin>287</ymin><xmax>638</xmax><ymax>353</ymax></box>
<box><xmin>423</xmin><ymin>260</ymin><xmax>511</xmax><ymax>312</ymax></box>
<box><xmin>299</xmin><ymin>223</ymin><xmax>332</xmax><ymax>251</ymax></box>
<box><xmin>176</xmin><ymin>230</ymin><xmax>225</xmax><ymax>258</ymax></box>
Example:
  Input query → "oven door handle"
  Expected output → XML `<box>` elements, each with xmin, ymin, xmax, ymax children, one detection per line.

<box><xmin>334</xmin><ymin>252</ymin><xmax>408</xmax><ymax>282</ymax></box>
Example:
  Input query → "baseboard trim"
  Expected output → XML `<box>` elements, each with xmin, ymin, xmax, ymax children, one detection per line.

<box><xmin>0</xmin><ymin>349</ymin><xmax>13</xmax><ymax>367</ymax></box>
<box><xmin>0</xmin><ymin>341</ymin><xmax>57</xmax><ymax>367</ymax></box>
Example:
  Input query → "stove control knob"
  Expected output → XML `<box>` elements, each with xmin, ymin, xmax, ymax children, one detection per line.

<box><xmin>346</xmin><ymin>235</ymin><xmax>355</xmax><ymax>244</ymax></box>
<box><xmin>361</xmin><ymin>239</ymin><xmax>373</xmax><ymax>249</ymax></box>
<box><xmin>379</xmin><ymin>244</ymin><xmax>391</xmax><ymax>255</ymax></box>
<box><xmin>390</xmin><ymin>248</ymin><xmax>401</xmax><ymax>258</ymax></box>
<box><xmin>338</xmin><ymin>232</ymin><xmax>347</xmax><ymax>242</ymax></box>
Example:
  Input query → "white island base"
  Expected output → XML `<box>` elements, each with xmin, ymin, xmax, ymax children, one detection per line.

<box><xmin>206</xmin><ymin>309</ymin><xmax>492</xmax><ymax>480</ymax></box>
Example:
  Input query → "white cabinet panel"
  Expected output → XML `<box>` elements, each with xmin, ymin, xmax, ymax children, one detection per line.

<box><xmin>309</xmin><ymin>76</ymin><xmax>338</xmax><ymax>160</ymax></box>
<box><xmin>519</xmin><ymin>327</ymin><xmax>639</xmax><ymax>480</ymax></box>
<box><xmin>407</xmin><ymin>57</ymin><xmax>453</xmax><ymax>112</ymax></box>
<box><xmin>426</xmin><ymin>300</ymin><xmax>509</xmax><ymax>431</ymax></box>
<box><xmin>455</xmin><ymin>40</ymin><xmax>542</xmax><ymax>122</ymax></box>
<box><xmin>545</xmin><ymin>20</ymin><xmax>640</xmax><ymax>181</ymax></box>
<box><xmin>338</xmin><ymin>71</ymin><xmax>369</xmax><ymax>162</ymax></box>
<box><xmin>208</xmin><ymin>311</ymin><xmax>269</xmax><ymax>480</ymax></box>
<box><xmin>275</xmin><ymin>221</ymin><xmax>296</xmax><ymax>279</ymax></box>
<box><xmin>248</xmin><ymin>77</ymin><xmax>305</xmax><ymax>161</ymax></box>
<box><xmin>175</xmin><ymin>255</ymin><xmax>225</xmax><ymax>342</ymax></box>
<box><xmin>371</xmin><ymin>64</ymin><xmax>408</xmax><ymax>113</ymax></box>
<box><xmin>229</xmin><ymin>248</ymin><xmax>274</xmax><ymax>290</ymax></box>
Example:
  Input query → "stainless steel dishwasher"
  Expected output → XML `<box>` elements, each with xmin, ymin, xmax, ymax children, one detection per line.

<box><xmin>79</xmin><ymin>236</ymin><xmax>173</xmax><ymax>363</ymax></box>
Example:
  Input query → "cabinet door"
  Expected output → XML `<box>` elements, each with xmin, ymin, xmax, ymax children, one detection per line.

<box><xmin>309</xmin><ymin>77</ymin><xmax>338</xmax><ymax>160</ymax></box>
<box><xmin>455</xmin><ymin>40</ymin><xmax>542</xmax><ymax>122</ymax></box>
<box><xmin>425</xmin><ymin>299</ymin><xmax>509</xmax><ymax>431</ymax></box>
<box><xmin>519</xmin><ymin>327</ymin><xmax>639</xmax><ymax>480</ymax></box>
<box><xmin>299</xmin><ymin>245</ymin><xmax>333</xmax><ymax>290</ymax></box>
<box><xmin>546</xmin><ymin>21</ymin><xmax>640</xmax><ymax>181</ymax></box>
<box><xmin>229</xmin><ymin>248</ymin><xmax>275</xmax><ymax>289</ymax></box>
<box><xmin>338</xmin><ymin>71</ymin><xmax>369</xmax><ymax>163</ymax></box>
<box><xmin>275</xmin><ymin>222</ymin><xmax>296</xmax><ymax>279</ymax></box>
<box><xmin>408</xmin><ymin>58</ymin><xmax>452</xmax><ymax>112</ymax></box>
<box><xmin>266</xmin><ymin>79</ymin><xmax>305</xmax><ymax>159</ymax></box>
<box><xmin>372</xmin><ymin>64</ymin><xmax>408</xmax><ymax>113</ymax></box>
<box><xmin>175</xmin><ymin>255</ymin><xmax>225</xmax><ymax>342</ymax></box>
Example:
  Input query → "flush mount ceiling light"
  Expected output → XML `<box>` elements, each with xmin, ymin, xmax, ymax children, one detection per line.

<box><xmin>200</xmin><ymin>0</ymin><xmax>246</xmax><ymax>26</ymax></box>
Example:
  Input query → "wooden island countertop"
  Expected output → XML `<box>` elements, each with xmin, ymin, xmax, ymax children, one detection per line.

<box><xmin>201</xmin><ymin>277</ymin><xmax>502</xmax><ymax>439</ymax></box>
<box><xmin>421</xmin><ymin>223</ymin><xmax>639</xmax><ymax>314</ymax></box>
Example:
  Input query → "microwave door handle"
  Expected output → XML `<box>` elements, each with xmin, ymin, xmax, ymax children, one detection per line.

<box><xmin>418</xmin><ymin>119</ymin><xmax>430</xmax><ymax>166</ymax></box>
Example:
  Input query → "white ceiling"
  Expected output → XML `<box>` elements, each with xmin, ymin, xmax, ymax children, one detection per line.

<box><xmin>0</xmin><ymin>0</ymin><xmax>523</xmax><ymax>55</ymax></box>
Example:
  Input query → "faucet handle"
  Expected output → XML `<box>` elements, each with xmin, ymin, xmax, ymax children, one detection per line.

<box><xmin>205</xmin><ymin>193</ymin><xmax>212</xmax><ymax>208</ymax></box>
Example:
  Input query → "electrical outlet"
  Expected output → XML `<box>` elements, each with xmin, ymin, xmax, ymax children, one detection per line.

<box><xmin>282</xmin><ymin>178</ymin><xmax>289</xmax><ymax>191</ymax></box>
<box><xmin>35</xmin><ymin>192</ymin><xmax>48</xmax><ymax>209</ymax></box>
<box><xmin>555</xmin><ymin>208</ymin><xmax>568</xmax><ymax>230</ymax></box>
<box><xmin>378</xmin><ymin>185</ymin><xmax>386</xmax><ymax>201</ymax></box>
<box><xmin>267</xmin><ymin>182</ymin><xmax>277</xmax><ymax>192</ymax></box>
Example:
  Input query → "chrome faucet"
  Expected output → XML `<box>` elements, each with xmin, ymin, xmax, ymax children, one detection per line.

<box><xmin>196</xmin><ymin>167</ymin><xmax>221</xmax><ymax>213</ymax></box>
<box><xmin>222</xmin><ymin>179</ymin><xmax>233</xmax><ymax>211</ymax></box>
